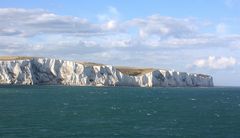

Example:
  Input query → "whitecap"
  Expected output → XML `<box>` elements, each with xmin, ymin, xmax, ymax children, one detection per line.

<box><xmin>214</xmin><ymin>113</ymin><xmax>220</xmax><ymax>117</ymax></box>
<box><xmin>63</xmin><ymin>103</ymin><xmax>69</xmax><ymax>106</ymax></box>
<box><xmin>146</xmin><ymin>113</ymin><xmax>152</xmax><ymax>116</ymax></box>
<box><xmin>103</xmin><ymin>92</ymin><xmax>108</xmax><ymax>94</ymax></box>
<box><xmin>110</xmin><ymin>106</ymin><xmax>117</xmax><ymax>110</ymax></box>
<box><xmin>113</xmin><ymin>133</ymin><xmax>119</xmax><ymax>136</ymax></box>
<box><xmin>73</xmin><ymin>112</ymin><xmax>78</xmax><ymax>115</ymax></box>
<box><xmin>133</xmin><ymin>126</ymin><xmax>140</xmax><ymax>129</ymax></box>
<box><xmin>189</xmin><ymin>98</ymin><xmax>196</xmax><ymax>101</ymax></box>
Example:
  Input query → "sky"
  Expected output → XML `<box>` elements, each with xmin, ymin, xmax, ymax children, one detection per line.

<box><xmin>0</xmin><ymin>0</ymin><xmax>240</xmax><ymax>86</ymax></box>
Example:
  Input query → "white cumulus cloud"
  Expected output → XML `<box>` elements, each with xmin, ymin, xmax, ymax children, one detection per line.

<box><xmin>193</xmin><ymin>56</ymin><xmax>237</xmax><ymax>69</ymax></box>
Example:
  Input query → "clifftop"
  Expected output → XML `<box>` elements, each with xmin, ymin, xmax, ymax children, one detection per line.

<box><xmin>0</xmin><ymin>56</ymin><xmax>212</xmax><ymax>78</ymax></box>
<box><xmin>0</xmin><ymin>56</ymin><xmax>33</xmax><ymax>61</ymax></box>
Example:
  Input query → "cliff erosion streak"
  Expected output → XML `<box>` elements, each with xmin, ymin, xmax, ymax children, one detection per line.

<box><xmin>0</xmin><ymin>57</ymin><xmax>213</xmax><ymax>87</ymax></box>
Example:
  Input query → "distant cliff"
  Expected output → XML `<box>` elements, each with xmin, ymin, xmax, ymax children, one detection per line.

<box><xmin>0</xmin><ymin>57</ymin><xmax>213</xmax><ymax>87</ymax></box>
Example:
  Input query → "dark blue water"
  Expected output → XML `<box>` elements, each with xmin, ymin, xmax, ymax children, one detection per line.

<box><xmin>0</xmin><ymin>86</ymin><xmax>240</xmax><ymax>138</ymax></box>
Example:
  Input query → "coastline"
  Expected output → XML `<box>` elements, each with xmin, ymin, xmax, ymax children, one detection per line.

<box><xmin>0</xmin><ymin>57</ymin><xmax>214</xmax><ymax>87</ymax></box>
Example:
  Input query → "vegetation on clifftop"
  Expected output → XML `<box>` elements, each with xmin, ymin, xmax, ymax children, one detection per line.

<box><xmin>0</xmin><ymin>56</ymin><xmax>33</xmax><ymax>61</ymax></box>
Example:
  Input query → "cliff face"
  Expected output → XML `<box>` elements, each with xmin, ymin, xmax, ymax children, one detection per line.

<box><xmin>0</xmin><ymin>57</ymin><xmax>213</xmax><ymax>87</ymax></box>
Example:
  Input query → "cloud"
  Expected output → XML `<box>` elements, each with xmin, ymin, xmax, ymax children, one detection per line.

<box><xmin>103</xmin><ymin>20</ymin><xmax>118</xmax><ymax>30</ymax></box>
<box><xmin>108</xmin><ymin>6</ymin><xmax>119</xmax><ymax>16</ymax></box>
<box><xmin>127</xmin><ymin>15</ymin><xmax>198</xmax><ymax>38</ymax></box>
<box><xmin>216</xmin><ymin>23</ymin><xmax>227</xmax><ymax>34</ymax></box>
<box><xmin>0</xmin><ymin>8</ymin><xmax>103</xmax><ymax>37</ymax></box>
<box><xmin>193</xmin><ymin>56</ymin><xmax>237</xmax><ymax>69</ymax></box>
<box><xmin>97</xmin><ymin>6</ymin><xmax>120</xmax><ymax>21</ymax></box>
<box><xmin>230</xmin><ymin>40</ymin><xmax>240</xmax><ymax>49</ymax></box>
<box><xmin>97</xmin><ymin>6</ymin><xmax>123</xmax><ymax>32</ymax></box>
<box><xmin>0</xmin><ymin>7</ymin><xmax>239</xmax><ymax>75</ymax></box>
<box><xmin>1</xmin><ymin>8</ymin><xmax>239</xmax><ymax>49</ymax></box>
<box><xmin>0</xmin><ymin>28</ymin><xmax>22</xmax><ymax>36</ymax></box>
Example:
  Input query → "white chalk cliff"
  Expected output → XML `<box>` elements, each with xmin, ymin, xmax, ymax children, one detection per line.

<box><xmin>0</xmin><ymin>57</ymin><xmax>213</xmax><ymax>87</ymax></box>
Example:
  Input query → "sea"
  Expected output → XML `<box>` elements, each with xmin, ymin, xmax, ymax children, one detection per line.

<box><xmin>0</xmin><ymin>86</ymin><xmax>239</xmax><ymax>138</ymax></box>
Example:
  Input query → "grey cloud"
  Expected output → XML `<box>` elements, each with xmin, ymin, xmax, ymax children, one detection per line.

<box><xmin>0</xmin><ymin>28</ymin><xmax>23</xmax><ymax>36</ymax></box>
<box><xmin>0</xmin><ymin>8</ymin><xmax>103</xmax><ymax>37</ymax></box>
<box><xmin>126</xmin><ymin>15</ymin><xmax>198</xmax><ymax>38</ymax></box>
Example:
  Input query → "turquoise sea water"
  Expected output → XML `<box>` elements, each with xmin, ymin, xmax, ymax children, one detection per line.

<box><xmin>0</xmin><ymin>86</ymin><xmax>240</xmax><ymax>138</ymax></box>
